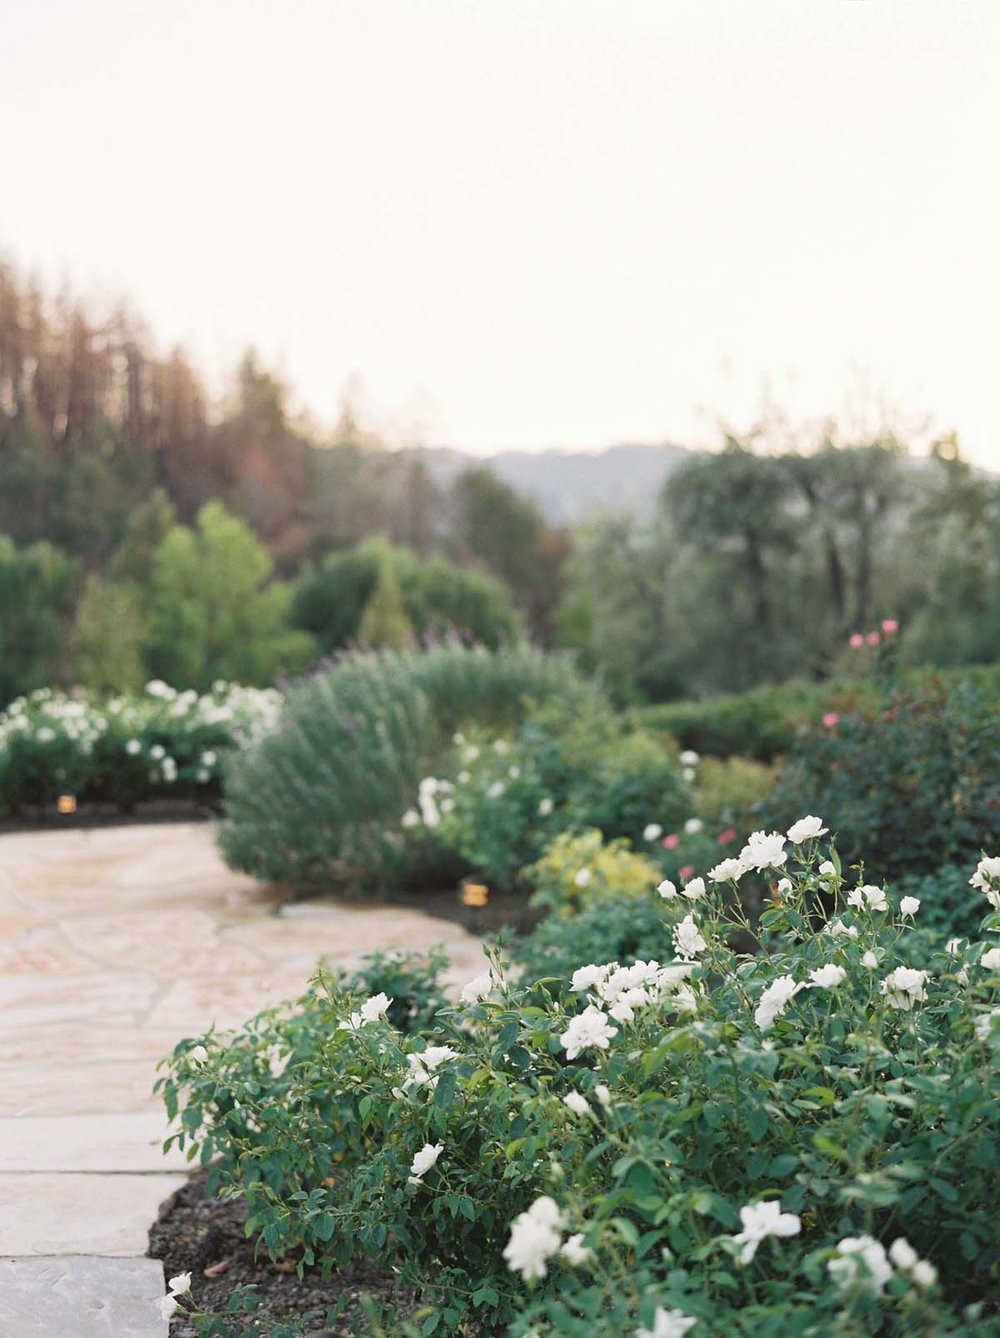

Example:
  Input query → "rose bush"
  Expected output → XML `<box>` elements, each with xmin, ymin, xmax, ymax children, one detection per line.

<box><xmin>160</xmin><ymin>828</ymin><xmax>1000</xmax><ymax>1335</ymax></box>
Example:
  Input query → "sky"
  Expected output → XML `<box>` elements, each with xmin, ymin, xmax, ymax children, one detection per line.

<box><xmin>2</xmin><ymin>0</ymin><xmax>999</xmax><ymax>464</ymax></box>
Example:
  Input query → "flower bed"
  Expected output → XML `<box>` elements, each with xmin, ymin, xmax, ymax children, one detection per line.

<box><xmin>157</xmin><ymin>828</ymin><xmax>1000</xmax><ymax>1335</ymax></box>
<box><xmin>0</xmin><ymin>680</ymin><xmax>281</xmax><ymax>815</ymax></box>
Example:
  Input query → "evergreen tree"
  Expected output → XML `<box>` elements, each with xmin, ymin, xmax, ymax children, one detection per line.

<box><xmin>357</xmin><ymin>561</ymin><xmax>415</xmax><ymax>650</ymax></box>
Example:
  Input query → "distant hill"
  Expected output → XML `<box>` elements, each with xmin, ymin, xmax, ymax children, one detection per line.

<box><xmin>419</xmin><ymin>442</ymin><xmax>693</xmax><ymax>526</ymax></box>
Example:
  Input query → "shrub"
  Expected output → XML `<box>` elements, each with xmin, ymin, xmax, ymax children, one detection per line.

<box><xmin>216</xmin><ymin>643</ymin><xmax>591</xmax><ymax>893</ymax></box>
<box><xmin>402</xmin><ymin>709</ymin><xmax>690</xmax><ymax>890</ymax></box>
<box><xmin>290</xmin><ymin>538</ymin><xmax>521</xmax><ymax>654</ymax></box>
<box><xmin>764</xmin><ymin>680</ymin><xmax>999</xmax><ymax>886</ymax></box>
<box><xmin>0</xmin><ymin>680</ymin><xmax>280</xmax><ymax>813</ymax></box>
<box><xmin>693</xmin><ymin>754</ymin><xmax>777</xmax><ymax>832</ymax></box>
<box><xmin>565</xmin><ymin>731</ymin><xmax>690</xmax><ymax>844</ymax></box>
<box><xmin>160</xmin><ymin>840</ymin><xmax>1000</xmax><ymax>1335</ymax></box>
<box><xmin>524</xmin><ymin>829</ymin><xmax>665</xmax><ymax>916</ymax></box>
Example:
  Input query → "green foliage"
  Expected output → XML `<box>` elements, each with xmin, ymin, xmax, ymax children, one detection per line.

<box><xmin>764</xmin><ymin>680</ymin><xmax>999</xmax><ymax>887</ymax></box>
<box><xmin>146</xmin><ymin>502</ymin><xmax>316</xmax><ymax>691</ymax></box>
<box><xmin>159</xmin><ymin>845</ymin><xmax>1000</xmax><ymax>1336</ymax></box>
<box><xmin>694</xmin><ymin>754</ymin><xmax>778</xmax><ymax>831</ymax></box>
<box><xmin>291</xmin><ymin>537</ymin><xmax>520</xmax><ymax>654</ymax></box>
<box><xmin>0</xmin><ymin>536</ymin><xmax>81</xmax><ymax>706</ymax></box>
<box><xmin>357</xmin><ymin>561</ymin><xmax>416</xmax><ymax>650</ymax></box>
<box><xmin>0</xmin><ymin>681</ymin><xmax>280</xmax><ymax>813</ymax></box>
<box><xmin>216</xmin><ymin>643</ymin><xmax>588</xmax><ymax>893</ymax></box>
<box><xmin>68</xmin><ymin>574</ymin><xmax>148</xmax><ymax>694</ymax></box>
<box><xmin>510</xmin><ymin>892</ymin><xmax>672</xmax><ymax>989</ymax></box>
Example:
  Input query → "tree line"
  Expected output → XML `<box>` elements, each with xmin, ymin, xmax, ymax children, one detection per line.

<box><xmin>1</xmin><ymin>258</ymin><xmax>997</xmax><ymax>706</ymax></box>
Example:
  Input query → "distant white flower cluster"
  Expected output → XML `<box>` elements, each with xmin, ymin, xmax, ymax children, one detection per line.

<box><xmin>0</xmin><ymin>681</ymin><xmax>282</xmax><ymax>796</ymax></box>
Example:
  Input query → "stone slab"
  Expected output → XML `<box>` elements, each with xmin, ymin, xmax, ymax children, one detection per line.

<box><xmin>0</xmin><ymin>1061</ymin><xmax>163</xmax><ymax>1117</ymax></box>
<box><xmin>0</xmin><ymin>972</ymin><xmax>159</xmax><ymax>1028</ymax></box>
<box><xmin>0</xmin><ymin>1113</ymin><xmax>187</xmax><ymax>1172</ymax></box>
<box><xmin>0</xmin><ymin>1255</ymin><xmax>168</xmax><ymax>1337</ymax></box>
<box><xmin>0</xmin><ymin>1173</ymin><xmax>188</xmax><ymax>1255</ymax></box>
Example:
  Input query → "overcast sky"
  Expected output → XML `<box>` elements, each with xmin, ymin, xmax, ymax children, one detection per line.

<box><xmin>3</xmin><ymin>0</ymin><xmax>998</xmax><ymax>463</ymax></box>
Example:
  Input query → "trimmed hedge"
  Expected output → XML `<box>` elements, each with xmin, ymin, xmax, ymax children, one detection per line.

<box><xmin>633</xmin><ymin>662</ymin><xmax>1000</xmax><ymax>760</ymax></box>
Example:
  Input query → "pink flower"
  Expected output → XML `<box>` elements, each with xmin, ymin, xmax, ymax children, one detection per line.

<box><xmin>822</xmin><ymin>713</ymin><xmax>840</xmax><ymax>728</ymax></box>
<box><xmin>679</xmin><ymin>864</ymin><xmax>695</xmax><ymax>881</ymax></box>
<box><xmin>662</xmin><ymin>833</ymin><xmax>680</xmax><ymax>850</ymax></box>
<box><xmin>881</xmin><ymin>618</ymin><xmax>898</xmax><ymax>635</ymax></box>
<box><xmin>716</xmin><ymin>828</ymin><xmax>737</xmax><ymax>845</ymax></box>
<box><xmin>848</xmin><ymin>632</ymin><xmax>865</xmax><ymax>649</ymax></box>
<box><xmin>865</xmin><ymin>631</ymin><xmax>880</xmax><ymax>647</ymax></box>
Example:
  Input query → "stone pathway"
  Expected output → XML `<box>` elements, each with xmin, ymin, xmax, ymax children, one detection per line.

<box><xmin>0</xmin><ymin>823</ymin><xmax>484</xmax><ymax>1335</ymax></box>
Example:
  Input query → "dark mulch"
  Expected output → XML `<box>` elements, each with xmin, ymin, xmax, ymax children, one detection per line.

<box><xmin>148</xmin><ymin>1169</ymin><xmax>419</xmax><ymax>1336</ymax></box>
<box><xmin>0</xmin><ymin>799</ymin><xmax>217</xmax><ymax>834</ymax></box>
<box><xmin>389</xmin><ymin>884</ymin><xmax>539</xmax><ymax>938</ymax></box>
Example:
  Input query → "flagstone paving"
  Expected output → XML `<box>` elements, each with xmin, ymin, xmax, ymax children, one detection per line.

<box><xmin>0</xmin><ymin>822</ymin><xmax>484</xmax><ymax>1334</ymax></box>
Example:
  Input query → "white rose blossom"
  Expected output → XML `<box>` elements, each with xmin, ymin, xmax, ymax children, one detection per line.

<box><xmin>818</xmin><ymin>860</ymin><xmax>837</xmax><ymax>877</ymax></box>
<box><xmin>980</xmin><ymin>946</ymin><xmax>1000</xmax><ymax>970</ymax></box>
<box><xmin>658</xmin><ymin>878</ymin><xmax>678</xmax><ymax>899</ymax></box>
<box><xmin>684</xmin><ymin>817</ymin><xmax>703</xmax><ymax>834</ymax></box>
<box><xmin>861</xmin><ymin>950</ymin><xmax>879</xmax><ymax>969</ymax></box>
<box><xmin>503</xmin><ymin>1196</ymin><xmax>563</xmax><ymax>1281</ymax></box>
<box><xmin>754</xmin><ymin>975</ymin><xmax>803</xmax><ymax>1031</ymax></box>
<box><xmin>673</xmin><ymin>915</ymin><xmax>707</xmax><ymax>960</ymax></box>
<box><xmin>359</xmin><ymin>992</ymin><xmax>391</xmax><ymax>1022</ymax></box>
<box><xmin>708</xmin><ymin>856</ymin><xmax>747</xmax><ymax>883</ymax></box>
<box><xmin>732</xmin><ymin>1199</ymin><xmax>801</xmax><ymax>1264</ymax></box>
<box><xmin>970</xmin><ymin>855</ymin><xmax>1000</xmax><ymax>909</ymax></box>
<box><xmin>809</xmin><ymin>964</ymin><xmax>846</xmax><ymax>989</ymax></box>
<box><xmin>786</xmin><ymin>815</ymin><xmax>828</xmax><ymax>844</ymax></box>
<box><xmin>828</xmin><ymin>1236</ymin><xmax>893</xmax><ymax>1294</ymax></box>
<box><xmin>570</xmin><ymin>964</ymin><xmax>610</xmax><ymax>993</ymax></box>
<box><xmin>679</xmin><ymin>749</ymin><xmax>700</xmax><ymax>767</ymax></box>
<box><xmin>636</xmin><ymin>1308</ymin><xmax>697</xmax><ymax>1338</ymax></box>
<box><xmin>899</xmin><ymin>896</ymin><xmax>920</xmax><ymax>917</ymax></box>
<box><xmin>560</xmin><ymin>1005</ymin><xmax>618</xmax><ymax>1060</ymax></box>
<box><xmin>408</xmin><ymin>1141</ymin><xmax>443</xmax><ymax>1184</ymax></box>
<box><xmin>880</xmin><ymin>966</ymin><xmax>929</xmax><ymax>1011</ymax></box>
<box><xmin>827</xmin><ymin>919</ymin><xmax>858</xmax><ymax>940</ymax></box>
<box><xmin>681</xmin><ymin>876</ymin><xmax>706</xmax><ymax>902</ymax></box>
<box><xmin>573</xmin><ymin>867</ymin><xmax>592</xmax><ymax>889</ymax></box>
<box><xmin>562</xmin><ymin>1091</ymin><xmax>592</xmax><ymax>1118</ymax></box>
<box><xmin>538</xmin><ymin>796</ymin><xmax>554</xmax><ymax>816</ymax></box>
<box><xmin>888</xmin><ymin>1238</ymin><xmax>918</xmax><ymax>1270</ymax></box>
<box><xmin>460</xmin><ymin>971</ymin><xmax>497</xmax><ymax>1004</ymax></box>
<box><xmin>847</xmin><ymin>884</ymin><xmax>888</xmax><ymax>911</ymax></box>
<box><xmin>168</xmin><ymin>1272</ymin><xmax>192</xmax><ymax>1295</ymax></box>
<box><xmin>560</xmin><ymin>1232</ymin><xmax>592</xmax><ymax>1266</ymax></box>
<box><xmin>643</xmin><ymin>823</ymin><xmax>663</xmax><ymax>842</ymax></box>
<box><xmin>912</xmin><ymin>1259</ymin><xmax>938</xmax><ymax>1289</ymax></box>
<box><xmin>740</xmin><ymin>830</ymin><xmax>787</xmax><ymax>871</ymax></box>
